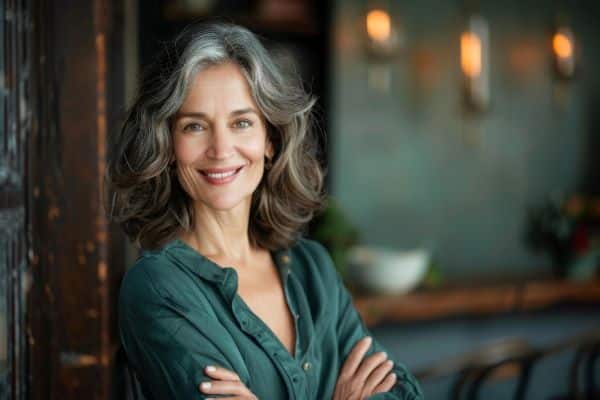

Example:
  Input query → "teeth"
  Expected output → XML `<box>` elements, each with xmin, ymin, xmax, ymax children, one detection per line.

<box><xmin>205</xmin><ymin>169</ymin><xmax>238</xmax><ymax>179</ymax></box>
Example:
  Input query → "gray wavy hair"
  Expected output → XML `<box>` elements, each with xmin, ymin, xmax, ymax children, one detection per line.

<box><xmin>105</xmin><ymin>22</ymin><xmax>326</xmax><ymax>250</ymax></box>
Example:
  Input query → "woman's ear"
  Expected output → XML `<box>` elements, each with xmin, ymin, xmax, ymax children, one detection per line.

<box><xmin>265</xmin><ymin>140</ymin><xmax>274</xmax><ymax>159</ymax></box>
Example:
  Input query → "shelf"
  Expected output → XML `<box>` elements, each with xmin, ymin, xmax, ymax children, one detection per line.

<box><xmin>353</xmin><ymin>279</ymin><xmax>600</xmax><ymax>327</ymax></box>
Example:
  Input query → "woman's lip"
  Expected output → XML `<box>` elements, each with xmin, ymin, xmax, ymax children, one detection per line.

<box><xmin>200</xmin><ymin>166</ymin><xmax>245</xmax><ymax>174</ymax></box>
<box><xmin>198</xmin><ymin>166</ymin><xmax>244</xmax><ymax>185</ymax></box>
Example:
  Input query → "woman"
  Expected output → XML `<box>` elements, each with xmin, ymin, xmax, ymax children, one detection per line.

<box><xmin>107</xmin><ymin>22</ymin><xmax>422</xmax><ymax>399</ymax></box>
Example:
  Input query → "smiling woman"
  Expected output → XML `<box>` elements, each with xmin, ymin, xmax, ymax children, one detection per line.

<box><xmin>105</xmin><ymin>22</ymin><xmax>422</xmax><ymax>399</ymax></box>
<box><xmin>106</xmin><ymin>22</ymin><xmax>321</xmax><ymax>252</ymax></box>
<box><xmin>171</xmin><ymin>62</ymin><xmax>273</xmax><ymax>213</ymax></box>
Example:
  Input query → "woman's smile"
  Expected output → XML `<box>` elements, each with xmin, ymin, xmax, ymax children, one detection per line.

<box><xmin>198</xmin><ymin>165</ymin><xmax>245</xmax><ymax>185</ymax></box>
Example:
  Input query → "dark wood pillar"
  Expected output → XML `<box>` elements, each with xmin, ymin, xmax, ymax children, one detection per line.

<box><xmin>28</xmin><ymin>0</ymin><xmax>126</xmax><ymax>398</ymax></box>
<box><xmin>1</xmin><ymin>1</ymin><xmax>34</xmax><ymax>398</ymax></box>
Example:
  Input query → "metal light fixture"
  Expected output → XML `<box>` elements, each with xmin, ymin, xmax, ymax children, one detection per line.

<box><xmin>364</xmin><ymin>5</ymin><xmax>403</xmax><ymax>93</ymax></box>
<box><xmin>552</xmin><ymin>26</ymin><xmax>576</xmax><ymax>79</ymax></box>
<box><xmin>460</xmin><ymin>15</ymin><xmax>490</xmax><ymax>111</ymax></box>
<box><xmin>366</xmin><ymin>8</ymin><xmax>399</xmax><ymax>59</ymax></box>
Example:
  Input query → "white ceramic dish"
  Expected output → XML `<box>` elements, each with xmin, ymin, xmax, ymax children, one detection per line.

<box><xmin>347</xmin><ymin>245</ymin><xmax>430</xmax><ymax>295</ymax></box>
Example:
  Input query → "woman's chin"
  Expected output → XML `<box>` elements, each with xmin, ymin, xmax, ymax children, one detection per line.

<box><xmin>197</xmin><ymin>196</ymin><xmax>250</xmax><ymax>212</ymax></box>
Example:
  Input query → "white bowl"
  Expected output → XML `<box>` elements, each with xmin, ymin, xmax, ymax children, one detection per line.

<box><xmin>347</xmin><ymin>245</ymin><xmax>430</xmax><ymax>295</ymax></box>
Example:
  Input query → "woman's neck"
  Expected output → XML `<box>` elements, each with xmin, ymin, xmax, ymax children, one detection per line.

<box><xmin>180</xmin><ymin>201</ymin><xmax>255</xmax><ymax>266</ymax></box>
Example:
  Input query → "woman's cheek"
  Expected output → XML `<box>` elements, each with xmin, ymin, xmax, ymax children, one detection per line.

<box><xmin>241</xmin><ymin>138</ymin><xmax>267</xmax><ymax>161</ymax></box>
<box><xmin>173</xmin><ymin>143</ymin><xmax>198</xmax><ymax>164</ymax></box>
<box><xmin>177</xmin><ymin>164</ymin><xmax>201</xmax><ymax>199</ymax></box>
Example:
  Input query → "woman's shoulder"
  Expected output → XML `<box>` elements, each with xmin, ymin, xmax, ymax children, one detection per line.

<box><xmin>118</xmin><ymin>251</ymin><xmax>175</xmax><ymax>314</ymax></box>
<box><xmin>291</xmin><ymin>237</ymin><xmax>330</xmax><ymax>261</ymax></box>
<box><xmin>288</xmin><ymin>237</ymin><xmax>339</xmax><ymax>283</ymax></box>
<box><xmin>121</xmin><ymin>239</ymin><xmax>206</xmax><ymax>290</ymax></box>
<box><xmin>121</xmin><ymin>245</ymin><xmax>177</xmax><ymax>290</ymax></box>
<box><xmin>118</xmin><ymin>244</ymin><xmax>215</xmax><ymax>321</ymax></box>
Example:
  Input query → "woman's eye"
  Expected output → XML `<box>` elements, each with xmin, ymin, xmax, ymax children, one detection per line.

<box><xmin>233</xmin><ymin>119</ymin><xmax>253</xmax><ymax>129</ymax></box>
<box><xmin>182</xmin><ymin>122</ymin><xmax>204</xmax><ymax>133</ymax></box>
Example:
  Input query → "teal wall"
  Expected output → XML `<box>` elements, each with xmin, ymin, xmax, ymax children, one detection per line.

<box><xmin>330</xmin><ymin>0</ymin><xmax>600</xmax><ymax>282</ymax></box>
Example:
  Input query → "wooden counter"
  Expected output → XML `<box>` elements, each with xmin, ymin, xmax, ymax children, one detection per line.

<box><xmin>353</xmin><ymin>279</ymin><xmax>600</xmax><ymax>327</ymax></box>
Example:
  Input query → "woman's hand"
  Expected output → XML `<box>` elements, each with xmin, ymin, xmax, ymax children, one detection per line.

<box><xmin>333</xmin><ymin>336</ymin><xmax>397</xmax><ymax>400</ymax></box>
<box><xmin>199</xmin><ymin>365</ymin><xmax>258</xmax><ymax>399</ymax></box>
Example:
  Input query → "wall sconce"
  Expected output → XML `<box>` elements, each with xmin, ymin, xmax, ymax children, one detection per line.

<box><xmin>364</xmin><ymin>6</ymin><xmax>403</xmax><ymax>92</ymax></box>
<box><xmin>366</xmin><ymin>8</ymin><xmax>400</xmax><ymax>59</ymax></box>
<box><xmin>460</xmin><ymin>15</ymin><xmax>490</xmax><ymax>111</ymax></box>
<box><xmin>552</xmin><ymin>26</ymin><xmax>576</xmax><ymax>79</ymax></box>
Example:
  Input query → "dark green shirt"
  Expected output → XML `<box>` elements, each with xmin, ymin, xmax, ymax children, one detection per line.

<box><xmin>119</xmin><ymin>237</ymin><xmax>423</xmax><ymax>399</ymax></box>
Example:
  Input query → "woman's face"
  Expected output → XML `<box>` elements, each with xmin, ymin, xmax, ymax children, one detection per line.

<box><xmin>171</xmin><ymin>62</ymin><xmax>273</xmax><ymax>212</ymax></box>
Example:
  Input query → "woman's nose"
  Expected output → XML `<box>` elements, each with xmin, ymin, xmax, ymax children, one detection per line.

<box><xmin>206</xmin><ymin>126</ymin><xmax>234</xmax><ymax>159</ymax></box>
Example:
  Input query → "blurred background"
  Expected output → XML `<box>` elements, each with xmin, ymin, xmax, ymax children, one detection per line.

<box><xmin>1</xmin><ymin>0</ymin><xmax>599</xmax><ymax>399</ymax></box>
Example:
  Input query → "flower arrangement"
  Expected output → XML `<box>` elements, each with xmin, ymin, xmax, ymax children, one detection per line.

<box><xmin>526</xmin><ymin>194</ymin><xmax>600</xmax><ymax>280</ymax></box>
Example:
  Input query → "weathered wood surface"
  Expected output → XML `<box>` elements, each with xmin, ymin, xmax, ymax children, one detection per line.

<box><xmin>27</xmin><ymin>1</ymin><xmax>126</xmax><ymax>399</ymax></box>
<box><xmin>355</xmin><ymin>279</ymin><xmax>600</xmax><ymax>327</ymax></box>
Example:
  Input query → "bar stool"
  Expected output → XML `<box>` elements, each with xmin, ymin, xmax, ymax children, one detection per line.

<box><xmin>416</xmin><ymin>337</ymin><xmax>540</xmax><ymax>400</ymax></box>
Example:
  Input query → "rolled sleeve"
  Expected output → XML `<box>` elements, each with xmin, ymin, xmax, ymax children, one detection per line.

<box><xmin>311</xmin><ymin>241</ymin><xmax>424</xmax><ymax>400</ymax></box>
<box><xmin>118</xmin><ymin>258</ymin><xmax>250</xmax><ymax>399</ymax></box>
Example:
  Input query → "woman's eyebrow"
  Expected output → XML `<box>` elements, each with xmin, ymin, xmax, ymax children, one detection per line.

<box><xmin>175</xmin><ymin>108</ymin><xmax>258</xmax><ymax>119</ymax></box>
<box><xmin>229</xmin><ymin>108</ymin><xmax>258</xmax><ymax>117</ymax></box>
<box><xmin>174</xmin><ymin>111</ymin><xmax>207</xmax><ymax>120</ymax></box>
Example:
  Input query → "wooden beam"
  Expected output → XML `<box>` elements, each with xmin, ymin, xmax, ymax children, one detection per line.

<box><xmin>28</xmin><ymin>0</ymin><xmax>126</xmax><ymax>398</ymax></box>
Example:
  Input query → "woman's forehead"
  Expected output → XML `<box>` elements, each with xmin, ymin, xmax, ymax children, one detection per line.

<box><xmin>179</xmin><ymin>63</ymin><xmax>257</xmax><ymax>112</ymax></box>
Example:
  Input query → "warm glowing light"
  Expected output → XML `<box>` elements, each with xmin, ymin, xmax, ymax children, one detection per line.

<box><xmin>461</xmin><ymin>32</ymin><xmax>482</xmax><ymax>78</ymax></box>
<box><xmin>553</xmin><ymin>32</ymin><xmax>573</xmax><ymax>59</ymax></box>
<box><xmin>367</xmin><ymin>9</ymin><xmax>391</xmax><ymax>42</ymax></box>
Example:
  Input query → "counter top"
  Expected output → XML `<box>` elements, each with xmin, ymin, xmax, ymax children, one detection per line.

<box><xmin>353</xmin><ymin>279</ymin><xmax>600</xmax><ymax>327</ymax></box>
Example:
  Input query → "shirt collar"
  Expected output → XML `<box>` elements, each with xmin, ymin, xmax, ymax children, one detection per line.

<box><xmin>160</xmin><ymin>238</ymin><xmax>293</xmax><ymax>285</ymax></box>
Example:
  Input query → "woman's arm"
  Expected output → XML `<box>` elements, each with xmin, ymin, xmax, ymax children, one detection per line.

<box><xmin>309</xmin><ymin>240</ymin><xmax>424</xmax><ymax>400</ymax></box>
<box><xmin>118</xmin><ymin>257</ymin><xmax>251</xmax><ymax>399</ymax></box>
<box><xmin>335</xmin><ymin>273</ymin><xmax>423</xmax><ymax>399</ymax></box>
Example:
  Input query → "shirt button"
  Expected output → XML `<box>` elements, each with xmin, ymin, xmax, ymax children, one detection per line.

<box><xmin>281</xmin><ymin>255</ymin><xmax>290</xmax><ymax>264</ymax></box>
<box><xmin>302</xmin><ymin>362</ymin><xmax>312</xmax><ymax>371</ymax></box>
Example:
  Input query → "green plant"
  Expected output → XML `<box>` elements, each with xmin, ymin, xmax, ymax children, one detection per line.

<box><xmin>308</xmin><ymin>196</ymin><xmax>360</xmax><ymax>279</ymax></box>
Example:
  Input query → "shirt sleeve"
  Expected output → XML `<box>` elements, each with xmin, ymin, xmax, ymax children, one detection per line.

<box><xmin>118</xmin><ymin>257</ymin><xmax>251</xmax><ymax>399</ymax></box>
<box><xmin>310</xmin><ymin>240</ymin><xmax>424</xmax><ymax>400</ymax></box>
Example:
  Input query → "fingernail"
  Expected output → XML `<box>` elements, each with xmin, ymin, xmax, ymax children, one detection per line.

<box><xmin>201</xmin><ymin>382</ymin><xmax>211</xmax><ymax>390</ymax></box>
<box><xmin>206</xmin><ymin>365</ymin><xmax>216</xmax><ymax>372</ymax></box>
<box><xmin>365</xmin><ymin>336</ymin><xmax>372</xmax><ymax>344</ymax></box>
<box><xmin>382</xmin><ymin>351</ymin><xmax>387</xmax><ymax>359</ymax></box>
<box><xmin>390</xmin><ymin>373</ymin><xmax>397</xmax><ymax>380</ymax></box>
